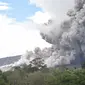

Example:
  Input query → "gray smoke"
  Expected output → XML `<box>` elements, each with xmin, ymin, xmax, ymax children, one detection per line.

<box><xmin>39</xmin><ymin>0</ymin><xmax>85</xmax><ymax>67</ymax></box>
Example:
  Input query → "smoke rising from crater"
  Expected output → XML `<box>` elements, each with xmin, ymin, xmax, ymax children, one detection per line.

<box><xmin>36</xmin><ymin>0</ymin><xmax>85</xmax><ymax>67</ymax></box>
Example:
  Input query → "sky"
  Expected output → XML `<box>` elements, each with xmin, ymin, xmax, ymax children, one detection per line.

<box><xmin>0</xmin><ymin>0</ymin><xmax>74</xmax><ymax>58</ymax></box>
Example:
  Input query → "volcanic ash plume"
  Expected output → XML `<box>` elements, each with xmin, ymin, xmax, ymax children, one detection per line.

<box><xmin>40</xmin><ymin>0</ymin><xmax>85</xmax><ymax>67</ymax></box>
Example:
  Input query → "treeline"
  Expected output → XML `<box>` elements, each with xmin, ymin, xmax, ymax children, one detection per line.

<box><xmin>0</xmin><ymin>50</ymin><xmax>85</xmax><ymax>85</ymax></box>
<box><xmin>0</xmin><ymin>70</ymin><xmax>9</xmax><ymax>85</ymax></box>
<box><xmin>0</xmin><ymin>62</ymin><xmax>85</xmax><ymax>85</ymax></box>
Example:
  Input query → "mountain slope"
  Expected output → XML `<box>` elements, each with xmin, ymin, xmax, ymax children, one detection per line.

<box><xmin>0</xmin><ymin>55</ymin><xmax>21</xmax><ymax>67</ymax></box>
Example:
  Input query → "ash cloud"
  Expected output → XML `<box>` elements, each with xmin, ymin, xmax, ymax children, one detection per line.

<box><xmin>39</xmin><ymin>0</ymin><xmax>85</xmax><ymax>67</ymax></box>
<box><xmin>1</xmin><ymin>0</ymin><xmax>85</xmax><ymax>69</ymax></box>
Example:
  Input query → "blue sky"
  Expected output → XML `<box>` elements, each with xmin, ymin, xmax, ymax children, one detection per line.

<box><xmin>0</xmin><ymin>0</ymin><xmax>51</xmax><ymax>58</ymax></box>
<box><xmin>0</xmin><ymin>0</ymin><xmax>74</xmax><ymax>58</ymax></box>
<box><xmin>0</xmin><ymin>0</ymin><xmax>42</xmax><ymax>21</ymax></box>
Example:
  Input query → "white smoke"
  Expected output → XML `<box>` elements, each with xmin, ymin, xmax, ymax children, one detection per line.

<box><xmin>0</xmin><ymin>51</ymin><xmax>34</xmax><ymax>71</ymax></box>
<box><xmin>0</xmin><ymin>64</ymin><xmax>14</xmax><ymax>72</ymax></box>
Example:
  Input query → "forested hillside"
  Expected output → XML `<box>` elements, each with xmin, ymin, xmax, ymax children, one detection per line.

<box><xmin>0</xmin><ymin>63</ymin><xmax>85</xmax><ymax>85</ymax></box>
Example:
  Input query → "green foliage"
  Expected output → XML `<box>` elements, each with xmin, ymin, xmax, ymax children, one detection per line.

<box><xmin>82</xmin><ymin>62</ymin><xmax>85</xmax><ymax>69</ymax></box>
<box><xmin>27</xmin><ymin>72</ymin><xmax>46</xmax><ymax>85</ymax></box>
<box><xmin>0</xmin><ymin>70</ymin><xmax>9</xmax><ymax>85</ymax></box>
<box><xmin>45</xmin><ymin>69</ymin><xmax>85</xmax><ymax>85</ymax></box>
<box><xmin>2</xmin><ymin>65</ymin><xmax>85</xmax><ymax>85</ymax></box>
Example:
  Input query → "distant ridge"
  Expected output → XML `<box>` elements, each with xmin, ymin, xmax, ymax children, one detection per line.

<box><xmin>0</xmin><ymin>55</ymin><xmax>21</xmax><ymax>66</ymax></box>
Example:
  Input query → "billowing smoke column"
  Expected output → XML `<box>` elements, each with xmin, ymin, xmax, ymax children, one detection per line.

<box><xmin>40</xmin><ymin>0</ymin><xmax>85</xmax><ymax>67</ymax></box>
<box><xmin>1</xmin><ymin>0</ymin><xmax>85</xmax><ymax>70</ymax></box>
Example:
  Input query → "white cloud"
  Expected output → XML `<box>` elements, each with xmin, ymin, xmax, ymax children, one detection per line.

<box><xmin>0</xmin><ymin>2</ymin><xmax>8</xmax><ymax>5</ymax></box>
<box><xmin>0</xmin><ymin>14</ymin><xmax>51</xmax><ymax>58</ymax></box>
<box><xmin>0</xmin><ymin>6</ymin><xmax>9</xmax><ymax>10</ymax></box>
<box><xmin>29</xmin><ymin>11</ymin><xmax>51</xmax><ymax>24</ymax></box>
<box><xmin>0</xmin><ymin>0</ymin><xmax>75</xmax><ymax>58</ymax></box>
<box><xmin>0</xmin><ymin>2</ymin><xmax>9</xmax><ymax>10</ymax></box>
<box><xmin>30</xmin><ymin>0</ymin><xmax>74</xmax><ymax>23</ymax></box>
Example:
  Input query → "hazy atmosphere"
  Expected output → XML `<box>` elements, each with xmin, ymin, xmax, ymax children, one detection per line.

<box><xmin>0</xmin><ymin>0</ymin><xmax>74</xmax><ymax>58</ymax></box>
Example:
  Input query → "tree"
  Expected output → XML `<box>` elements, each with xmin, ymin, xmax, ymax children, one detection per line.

<box><xmin>0</xmin><ymin>70</ymin><xmax>9</xmax><ymax>85</ymax></box>
<box><xmin>82</xmin><ymin>62</ymin><xmax>85</xmax><ymax>68</ymax></box>
<box><xmin>27</xmin><ymin>71</ymin><xmax>49</xmax><ymax>85</ymax></box>
<box><xmin>30</xmin><ymin>57</ymin><xmax>47</xmax><ymax>71</ymax></box>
